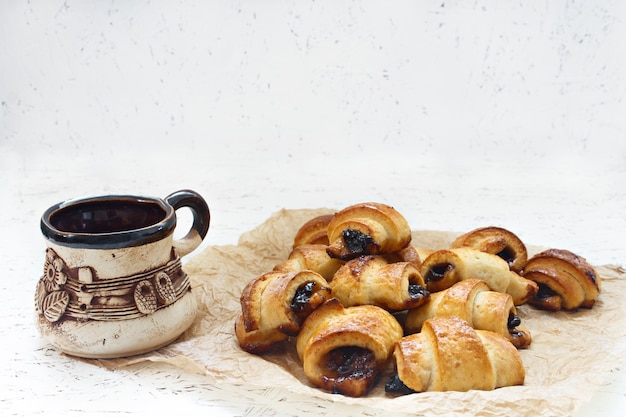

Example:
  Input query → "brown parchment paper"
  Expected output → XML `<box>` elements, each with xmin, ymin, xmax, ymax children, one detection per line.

<box><xmin>89</xmin><ymin>208</ymin><xmax>626</xmax><ymax>416</ymax></box>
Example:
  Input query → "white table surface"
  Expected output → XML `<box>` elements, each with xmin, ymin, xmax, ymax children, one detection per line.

<box><xmin>2</xmin><ymin>1</ymin><xmax>625</xmax><ymax>416</ymax></box>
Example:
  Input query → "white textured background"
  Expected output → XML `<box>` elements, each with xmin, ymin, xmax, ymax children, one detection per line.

<box><xmin>3</xmin><ymin>1</ymin><xmax>625</xmax><ymax>157</ymax></box>
<box><xmin>2</xmin><ymin>0</ymin><xmax>625</xmax><ymax>261</ymax></box>
<box><xmin>1</xmin><ymin>1</ymin><xmax>625</xmax><ymax>416</ymax></box>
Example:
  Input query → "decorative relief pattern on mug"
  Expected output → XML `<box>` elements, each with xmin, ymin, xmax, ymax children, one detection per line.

<box><xmin>35</xmin><ymin>248</ymin><xmax>191</xmax><ymax>323</ymax></box>
<box><xmin>35</xmin><ymin>248</ymin><xmax>71</xmax><ymax>322</ymax></box>
<box><xmin>42</xmin><ymin>248</ymin><xmax>68</xmax><ymax>291</ymax></box>
<box><xmin>134</xmin><ymin>280</ymin><xmax>158</xmax><ymax>314</ymax></box>
<box><xmin>155</xmin><ymin>272</ymin><xmax>177</xmax><ymax>305</ymax></box>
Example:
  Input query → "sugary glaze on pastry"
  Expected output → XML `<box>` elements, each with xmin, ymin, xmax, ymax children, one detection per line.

<box><xmin>273</xmin><ymin>244</ymin><xmax>343</xmax><ymax>281</ymax></box>
<box><xmin>386</xmin><ymin>316</ymin><xmax>525</xmax><ymax>394</ymax></box>
<box><xmin>235</xmin><ymin>270</ymin><xmax>331</xmax><ymax>353</ymax></box>
<box><xmin>296</xmin><ymin>298</ymin><xmax>403</xmax><ymax>397</ymax></box>
<box><xmin>292</xmin><ymin>214</ymin><xmax>333</xmax><ymax>247</ymax></box>
<box><xmin>329</xmin><ymin>255</ymin><xmax>429</xmax><ymax>311</ymax></box>
<box><xmin>419</xmin><ymin>247</ymin><xmax>538</xmax><ymax>305</ymax></box>
<box><xmin>326</xmin><ymin>202</ymin><xmax>412</xmax><ymax>260</ymax></box>
<box><xmin>405</xmin><ymin>279</ymin><xmax>532</xmax><ymax>348</ymax></box>
<box><xmin>522</xmin><ymin>248</ymin><xmax>600</xmax><ymax>311</ymax></box>
<box><xmin>451</xmin><ymin>226</ymin><xmax>528</xmax><ymax>273</ymax></box>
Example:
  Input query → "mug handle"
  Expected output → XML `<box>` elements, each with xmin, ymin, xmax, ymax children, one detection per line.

<box><xmin>166</xmin><ymin>189</ymin><xmax>211</xmax><ymax>258</ymax></box>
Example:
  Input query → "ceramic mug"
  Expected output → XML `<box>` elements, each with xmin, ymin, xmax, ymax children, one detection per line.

<box><xmin>35</xmin><ymin>189</ymin><xmax>210</xmax><ymax>359</ymax></box>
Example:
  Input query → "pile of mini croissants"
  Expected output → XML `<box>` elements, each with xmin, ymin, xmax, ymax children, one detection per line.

<box><xmin>234</xmin><ymin>202</ymin><xmax>601</xmax><ymax>397</ymax></box>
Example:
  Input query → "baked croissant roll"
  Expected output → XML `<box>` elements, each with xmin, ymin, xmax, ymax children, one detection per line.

<box><xmin>326</xmin><ymin>202</ymin><xmax>412</xmax><ymax>260</ymax></box>
<box><xmin>405</xmin><ymin>279</ymin><xmax>532</xmax><ymax>348</ymax></box>
<box><xmin>419</xmin><ymin>247</ymin><xmax>538</xmax><ymax>305</ymax></box>
<box><xmin>383</xmin><ymin>244</ymin><xmax>432</xmax><ymax>268</ymax></box>
<box><xmin>451</xmin><ymin>226</ymin><xmax>528</xmax><ymax>273</ymax></box>
<box><xmin>522</xmin><ymin>249</ymin><xmax>601</xmax><ymax>311</ymax></box>
<box><xmin>273</xmin><ymin>244</ymin><xmax>343</xmax><ymax>281</ymax></box>
<box><xmin>296</xmin><ymin>298</ymin><xmax>403</xmax><ymax>397</ymax></box>
<box><xmin>329</xmin><ymin>255</ymin><xmax>429</xmax><ymax>311</ymax></box>
<box><xmin>292</xmin><ymin>214</ymin><xmax>333</xmax><ymax>247</ymax></box>
<box><xmin>386</xmin><ymin>316</ymin><xmax>525</xmax><ymax>394</ymax></box>
<box><xmin>235</xmin><ymin>270</ymin><xmax>331</xmax><ymax>353</ymax></box>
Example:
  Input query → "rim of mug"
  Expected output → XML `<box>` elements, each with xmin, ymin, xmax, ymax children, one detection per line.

<box><xmin>41</xmin><ymin>194</ymin><xmax>176</xmax><ymax>249</ymax></box>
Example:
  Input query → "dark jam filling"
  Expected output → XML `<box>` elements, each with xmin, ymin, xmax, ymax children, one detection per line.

<box><xmin>507</xmin><ymin>313</ymin><xmax>522</xmax><ymax>329</ymax></box>
<box><xmin>507</xmin><ymin>312</ymin><xmax>524</xmax><ymax>339</ymax></box>
<box><xmin>385</xmin><ymin>373</ymin><xmax>415</xmax><ymax>395</ymax></box>
<box><xmin>291</xmin><ymin>281</ymin><xmax>315</xmax><ymax>314</ymax></box>
<box><xmin>535</xmin><ymin>283</ymin><xmax>557</xmax><ymax>300</ymax></box>
<box><xmin>342</xmin><ymin>229</ymin><xmax>376</xmax><ymax>256</ymax></box>
<box><xmin>425</xmin><ymin>263</ymin><xmax>453</xmax><ymax>283</ymax></box>
<box><xmin>323</xmin><ymin>347</ymin><xmax>376</xmax><ymax>384</ymax></box>
<box><xmin>408</xmin><ymin>282</ymin><xmax>429</xmax><ymax>300</ymax></box>
<box><xmin>496</xmin><ymin>247</ymin><xmax>516</xmax><ymax>267</ymax></box>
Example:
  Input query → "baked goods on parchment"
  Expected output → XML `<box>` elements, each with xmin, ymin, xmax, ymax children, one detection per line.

<box><xmin>404</xmin><ymin>279</ymin><xmax>532</xmax><ymax>349</ymax></box>
<box><xmin>329</xmin><ymin>255</ymin><xmax>429</xmax><ymax>311</ymax></box>
<box><xmin>295</xmin><ymin>298</ymin><xmax>403</xmax><ymax>397</ymax></box>
<box><xmin>273</xmin><ymin>244</ymin><xmax>343</xmax><ymax>281</ymax></box>
<box><xmin>419</xmin><ymin>247</ymin><xmax>538</xmax><ymax>305</ymax></box>
<box><xmin>326</xmin><ymin>202</ymin><xmax>412</xmax><ymax>260</ymax></box>
<box><xmin>383</xmin><ymin>244</ymin><xmax>432</xmax><ymax>267</ymax></box>
<box><xmin>522</xmin><ymin>249</ymin><xmax>600</xmax><ymax>311</ymax></box>
<box><xmin>292</xmin><ymin>214</ymin><xmax>333</xmax><ymax>247</ymax></box>
<box><xmin>235</xmin><ymin>270</ymin><xmax>331</xmax><ymax>354</ymax></box>
<box><xmin>451</xmin><ymin>226</ymin><xmax>528</xmax><ymax>273</ymax></box>
<box><xmin>234</xmin><ymin>202</ymin><xmax>602</xmax><ymax>397</ymax></box>
<box><xmin>386</xmin><ymin>316</ymin><xmax>525</xmax><ymax>394</ymax></box>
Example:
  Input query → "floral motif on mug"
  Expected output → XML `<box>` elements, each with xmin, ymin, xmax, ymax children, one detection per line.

<box><xmin>36</xmin><ymin>248</ymin><xmax>70</xmax><ymax>323</ymax></box>
<box><xmin>42</xmin><ymin>248</ymin><xmax>67</xmax><ymax>292</ymax></box>
<box><xmin>35</xmin><ymin>249</ymin><xmax>189</xmax><ymax>322</ymax></box>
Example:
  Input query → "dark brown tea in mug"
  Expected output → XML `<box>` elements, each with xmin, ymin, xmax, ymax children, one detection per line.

<box><xmin>50</xmin><ymin>200</ymin><xmax>167</xmax><ymax>234</ymax></box>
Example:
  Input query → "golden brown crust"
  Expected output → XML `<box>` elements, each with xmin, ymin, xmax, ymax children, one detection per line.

<box><xmin>476</xmin><ymin>330</ymin><xmax>526</xmax><ymax>388</ymax></box>
<box><xmin>236</xmin><ymin>270</ymin><xmax>331</xmax><ymax>353</ymax></box>
<box><xmin>329</xmin><ymin>255</ymin><xmax>429</xmax><ymax>311</ymax></box>
<box><xmin>326</xmin><ymin>202</ymin><xmax>412</xmax><ymax>260</ymax></box>
<box><xmin>419</xmin><ymin>247</ymin><xmax>538</xmax><ymax>305</ymax></box>
<box><xmin>391</xmin><ymin>316</ymin><xmax>525</xmax><ymax>393</ymax></box>
<box><xmin>405</xmin><ymin>279</ymin><xmax>531</xmax><ymax>348</ymax></box>
<box><xmin>292</xmin><ymin>214</ymin><xmax>333</xmax><ymax>247</ymax></box>
<box><xmin>451</xmin><ymin>226</ymin><xmax>528</xmax><ymax>273</ymax></box>
<box><xmin>273</xmin><ymin>244</ymin><xmax>343</xmax><ymax>281</ymax></box>
<box><xmin>296</xmin><ymin>299</ymin><xmax>403</xmax><ymax>397</ymax></box>
<box><xmin>239</xmin><ymin>271</ymin><xmax>273</xmax><ymax>332</ymax></box>
<box><xmin>414</xmin><ymin>247</ymin><xmax>434</xmax><ymax>264</ymax></box>
<box><xmin>382</xmin><ymin>244</ymin><xmax>428</xmax><ymax>268</ymax></box>
<box><xmin>522</xmin><ymin>249</ymin><xmax>600</xmax><ymax>311</ymax></box>
<box><xmin>234</xmin><ymin>313</ymin><xmax>288</xmax><ymax>354</ymax></box>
